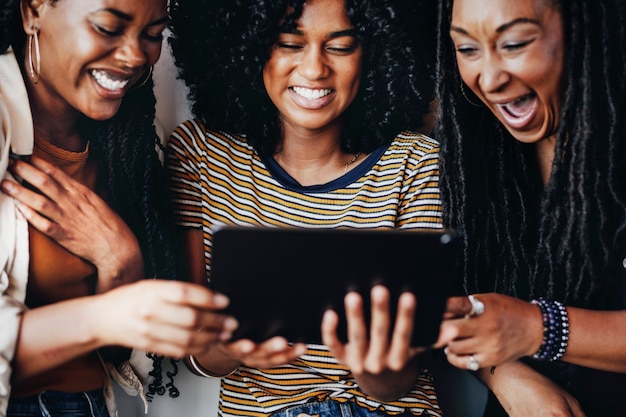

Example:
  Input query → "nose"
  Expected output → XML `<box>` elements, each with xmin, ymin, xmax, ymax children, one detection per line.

<box><xmin>297</xmin><ymin>46</ymin><xmax>330</xmax><ymax>80</ymax></box>
<box><xmin>115</xmin><ymin>36</ymin><xmax>148</xmax><ymax>69</ymax></box>
<box><xmin>478</xmin><ymin>52</ymin><xmax>510</xmax><ymax>94</ymax></box>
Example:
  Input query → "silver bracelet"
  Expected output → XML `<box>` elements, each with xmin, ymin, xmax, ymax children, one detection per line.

<box><xmin>187</xmin><ymin>355</ymin><xmax>236</xmax><ymax>378</ymax></box>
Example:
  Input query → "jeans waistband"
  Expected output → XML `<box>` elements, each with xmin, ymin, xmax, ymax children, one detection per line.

<box><xmin>270</xmin><ymin>399</ymin><xmax>414</xmax><ymax>417</ymax></box>
<box><xmin>7</xmin><ymin>389</ymin><xmax>108</xmax><ymax>417</ymax></box>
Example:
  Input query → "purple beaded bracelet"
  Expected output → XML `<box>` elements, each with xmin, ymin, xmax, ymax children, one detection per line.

<box><xmin>531</xmin><ymin>298</ymin><xmax>570</xmax><ymax>361</ymax></box>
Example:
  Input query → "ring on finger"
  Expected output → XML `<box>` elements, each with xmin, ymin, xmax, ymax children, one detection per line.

<box><xmin>467</xmin><ymin>354</ymin><xmax>480</xmax><ymax>371</ymax></box>
<box><xmin>465</xmin><ymin>295</ymin><xmax>485</xmax><ymax>318</ymax></box>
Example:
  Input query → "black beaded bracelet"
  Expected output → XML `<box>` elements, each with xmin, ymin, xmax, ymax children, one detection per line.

<box><xmin>531</xmin><ymin>298</ymin><xmax>570</xmax><ymax>361</ymax></box>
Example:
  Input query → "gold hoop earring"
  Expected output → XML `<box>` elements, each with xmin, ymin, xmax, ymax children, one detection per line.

<box><xmin>28</xmin><ymin>31</ymin><xmax>41</xmax><ymax>84</ymax></box>
<box><xmin>460</xmin><ymin>82</ymin><xmax>483</xmax><ymax>107</ymax></box>
<box><xmin>129</xmin><ymin>66</ymin><xmax>153</xmax><ymax>91</ymax></box>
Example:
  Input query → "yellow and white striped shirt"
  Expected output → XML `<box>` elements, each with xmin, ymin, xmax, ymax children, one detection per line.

<box><xmin>167</xmin><ymin>118</ymin><xmax>443</xmax><ymax>417</ymax></box>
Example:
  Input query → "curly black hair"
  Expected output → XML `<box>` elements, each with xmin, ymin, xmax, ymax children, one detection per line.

<box><xmin>4</xmin><ymin>0</ymin><xmax>182</xmax><ymax>399</ymax></box>
<box><xmin>168</xmin><ymin>0</ymin><xmax>436</xmax><ymax>155</ymax></box>
<box><xmin>435</xmin><ymin>0</ymin><xmax>626</xmax><ymax>309</ymax></box>
<box><xmin>0</xmin><ymin>0</ymin><xmax>18</xmax><ymax>53</ymax></box>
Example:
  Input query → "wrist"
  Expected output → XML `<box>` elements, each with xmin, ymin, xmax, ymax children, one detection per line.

<box><xmin>78</xmin><ymin>294</ymin><xmax>109</xmax><ymax>348</ymax></box>
<box><xmin>97</xmin><ymin>244</ymin><xmax>144</xmax><ymax>293</ymax></box>
<box><xmin>187</xmin><ymin>352</ymin><xmax>238</xmax><ymax>378</ymax></box>
<box><xmin>527</xmin><ymin>301</ymin><xmax>545</xmax><ymax>356</ymax></box>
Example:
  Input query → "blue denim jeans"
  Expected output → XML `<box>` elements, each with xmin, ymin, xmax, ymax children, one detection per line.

<box><xmin>270</xmin><ymin>400</ymin><xmax>417</xmax><ymax>417</ymax></box>
<box><xmin>7</xmin><ymin>389</ymin><xmax>108</xmax><ymax>417</ymax></box>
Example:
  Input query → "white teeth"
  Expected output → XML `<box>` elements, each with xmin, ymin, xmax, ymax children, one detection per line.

<box><xmin>501</xmin><ymin>94</ymin><xmax>534</xmax><ymax>117</ymax></box>
<box><xmin>292</xmin><ymin>86</ymin><xmax>332</xmax><ymax>100</ymax></box>
<box><xmin>91</xmin><ymin>70</ymin><xmax>130</xmax><ymax>91</ymax></box>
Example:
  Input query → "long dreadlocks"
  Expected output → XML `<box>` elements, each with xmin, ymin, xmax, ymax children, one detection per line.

<box><xmin>435</xmin><ymin>0</ymin><xmax>626</xmax><ymax>309</ymax></box>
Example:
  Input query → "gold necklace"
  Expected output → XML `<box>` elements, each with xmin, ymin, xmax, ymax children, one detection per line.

<box><xmin>344</xmin><ymin>152</ymin><xmax>360</xmax><ymax>173</ymax></box>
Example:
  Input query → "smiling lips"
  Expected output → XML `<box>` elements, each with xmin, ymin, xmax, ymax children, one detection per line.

<box><xmin>90</xmin><ymin>69</ymin><xmax>131</xmax><ymax>92</ymax></box>
<box><xmin>495</xmin><ymin>93</ymin><xmax>538</xmax><ymax>129</ymax></box>
<box><xmin>292</xmin><ymin>86</ymin><xmax>332</xmax><ymax>99</ymax></box>
<box><xmin>289</xmin><ymin>86</ymin><xmax>334</xmax><ymax>109</ymax></box>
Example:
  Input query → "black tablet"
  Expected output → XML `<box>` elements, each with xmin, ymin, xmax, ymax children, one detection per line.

<box><xmin>210</xmin><ymin>226</ymin><xmax>458</xmax><ymax>347</ymax></box>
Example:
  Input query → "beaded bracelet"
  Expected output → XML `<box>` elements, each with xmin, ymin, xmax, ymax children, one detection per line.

<box><xmin>531</xmin><ymin>298</ymin><xmax>570</xmax><ymax>361</ymax></box>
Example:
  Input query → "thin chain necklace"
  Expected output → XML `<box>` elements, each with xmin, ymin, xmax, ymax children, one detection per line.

<box><xmin>344</xmin><ymin>152</ymin><xmax>360</xmax><ymax>173</ymax></box>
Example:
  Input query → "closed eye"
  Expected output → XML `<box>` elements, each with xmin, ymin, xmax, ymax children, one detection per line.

<box><xmin>326</xmin><ymin>45</ymin><xmax>358</xmax><ymax>54</ymax></box>
<box><xmin>93</xmin><ymin>24</ymin><xmax>121</xmax><ymax>37</ymax></box>
<box><xmin>502</xmin><ymin>40</ymin><xmax>533</xmax><ymax>51</ymax></box>
<box><xmin>456</xmin><ymin>46</ymin><xmax>479</xmax><ymax>57</ymax></box>
<box><xmin>277</xmin><ymin>42</ymin><xmax>303</xmax><ymax>51</ymax></box>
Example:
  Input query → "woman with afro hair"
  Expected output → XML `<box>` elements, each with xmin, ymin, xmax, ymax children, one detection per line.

<box><xmin>167</xmin><ymin>0</ymin><xmax>443</xmax><ymax>416</ymax></box>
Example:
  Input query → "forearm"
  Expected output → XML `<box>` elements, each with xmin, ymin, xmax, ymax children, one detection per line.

<box><xmin>473</xmin><ymin>308</ymin><xmax>626</xmax><ymax>381</ymax></box>
<box><xmin>475</xmin><ymin>360</ymin><xmax>586</xmax><ymax>416</ymax></box>
<box><xmin>561</xmin><ymin>308</ymin><xmax>626</xmax><ymax>372</ymax></box>
<box><xmin>475</xmin><ymin>361</ymin><xmax>523</xmax><ymax>395</ymax></box>
<box><xmin>353</xmin><ymin>355</ymin><xmax>421</xmax><ymax>402</ymax></box>
<box><xmin>12</xmin><ymin>296</ymin><xmax>105</xmax><ymax>383</ymax></box>
<box><xmin>182</xmin><ymin>228</ymin><xmax>239</xmax><ymax>377</ymax></box>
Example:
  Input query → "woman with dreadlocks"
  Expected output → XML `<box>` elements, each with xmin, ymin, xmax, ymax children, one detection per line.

<box><xmin>167</xmin><ymin>0</ymin><xmax>443</xmax><ymax>416</ymax></box>
<box><xmin>433</xmin><ymin>0</ymin><xmax>626</xmax><ymax>415</ymax></box>
<box><xmin>0</xmin><ymin>0</ymin><xmax>236</xmax><ymax>416</ymax></box>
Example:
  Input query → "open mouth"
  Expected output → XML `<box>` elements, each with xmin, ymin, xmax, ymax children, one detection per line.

<box><xmin>90</xmin><ymin>69</ymin><xmax>131</xmax><ymax>91</ymax></box>
<box><xmin>496</xmin><ymin>93</ymin><xmax>538</xmax><ymax>129</ymax></box>
<box><xmin>290</xmin><ymin>86</ymin><xmax>333</xmax><ymax>100</ymax></box>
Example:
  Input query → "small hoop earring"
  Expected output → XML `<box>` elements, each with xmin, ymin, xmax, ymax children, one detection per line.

<box><xmin>129</xmin><ymin>66</ymin><xmax>153</xmax><ymax>91</ymax></box>
<box><xmin>460</xmin><ymin>82</ymin><xmax>483</xmax><ymax>107</ymax></box>
<box><xmin>28</xmin><ymin>31</ymin><xmax>41</xmax><ymax>84</ymax></box>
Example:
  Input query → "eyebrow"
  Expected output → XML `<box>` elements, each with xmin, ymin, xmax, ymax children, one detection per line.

<box><xmin>450</xmin><ymin>17</ymin><xmax>540</xmax><ymax>35</ymax></box>
<box><xmin>93</xmin><ymin>8</ymin><xmax>170</xmax><ymax>26</ymax></box>
<box><xmin>280</xmin><ymin>27</ymin><xmax>358</xmax><ymax>39</ymax></box>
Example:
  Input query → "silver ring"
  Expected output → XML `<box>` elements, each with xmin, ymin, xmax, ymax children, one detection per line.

<box><xmin>467</xmin><ymin>354</ymin><xmax>480</xmax><ymax>371</ymax></box>
<box><xmin>465</xmin><ymin>295</ymin><xmax>485</xmax><ymax>318</ymax></box>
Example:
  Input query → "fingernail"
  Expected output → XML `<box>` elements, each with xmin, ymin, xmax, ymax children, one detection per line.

<box><xmin>213</xmin><ymin>293</ymin><xmax>229</xmax><ymax>306</ymax></box>
<box><xmin>224</xmin><ymin>317</ymin><xmax>238</xmax><ymax>331</ymax></box>
<box><xmin>272</xmin><ymin>340</ymin><xmax>285</xmax><ymax>351</ymax></box>
<box><xmin>240</xmin><ymin>343</ymin><xmax>254</xmax><ymax>353</ymax></box>
<box><xmin>1</xmin><ymin>180</ymin><xmax>14</xmax><ymax>193</ymax></box>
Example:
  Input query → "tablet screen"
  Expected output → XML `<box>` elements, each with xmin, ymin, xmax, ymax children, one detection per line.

<box><xmin>210</xmin><ymin>226</ymin><xmax>458</xmax><ymax>346</ymax></box>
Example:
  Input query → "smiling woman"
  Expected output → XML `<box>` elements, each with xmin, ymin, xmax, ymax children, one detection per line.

<box><xmin>22</xmin><ymin>0</ymin><xmax>167</xmax><ymax>123</ymax></box>
<box><xmin>449</xmin><ymin>0</ymin><xmax>563</xmax><ymax>149</ymax></box>
<box><xmin>0</xmin><ymin>1</ymin><xmax>237</xmax><ymax>416</ymax></box>
<box><xmin>434</xmin><ymin>0</ymin><xmax>626</xmax><ymax>415</ymax></box>
<box><xmin>166</xmin><ymin>0</ymin><xmax>442</xmax><ymax>416</ymax></box>
<box><xmin>261</xmin><ymin>0</ymin><xmax>363</xmax><ymax>141</ymax></box>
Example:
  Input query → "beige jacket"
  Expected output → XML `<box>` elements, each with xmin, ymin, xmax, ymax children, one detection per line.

<box><xmin>0</xmin><ymin>48</ymin><xmax>33</xmax><ymax>417</ymax></box>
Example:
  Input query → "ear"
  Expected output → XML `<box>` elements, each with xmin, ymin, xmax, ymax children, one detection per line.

<box><xmin>20</xmin><ymin>0</ymin><xmax>46</xmax><ymax>35</ymax></box>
